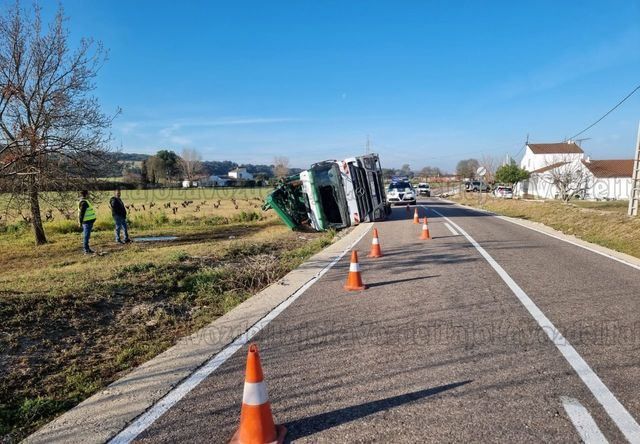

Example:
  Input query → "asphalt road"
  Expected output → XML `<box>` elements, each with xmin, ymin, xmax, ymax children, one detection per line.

<box><xmin>132</xmin><ymin>198</ymin><xmax>640</xmax><ymax>443</ymax></box>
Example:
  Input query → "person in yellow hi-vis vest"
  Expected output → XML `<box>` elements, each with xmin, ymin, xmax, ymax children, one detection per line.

<box><xmin>78</xmin><ymin>190</ymin><xmax>97</xmax><ymax>254</ymax></box>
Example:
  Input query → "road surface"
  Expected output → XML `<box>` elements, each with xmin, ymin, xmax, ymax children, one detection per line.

<box><xmin>128</xmin><ymin>198</ymin><xmax>640</xmax><ymax>443</ymax></box>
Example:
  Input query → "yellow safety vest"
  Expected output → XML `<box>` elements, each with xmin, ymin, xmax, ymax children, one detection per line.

<box><xmin>79</xmin><ymin>199</ymin><xmax>97</xmax><ymax>222</ymax></box>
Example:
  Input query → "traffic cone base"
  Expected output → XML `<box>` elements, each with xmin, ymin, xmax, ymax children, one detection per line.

<box><xmin>368</xmin><ymin>228</ymin><xmax>383</xmax><ymax>258</ymax></box>
<box><xmin>229</xmin><ymin>424</ymin><xmax>287</xmax><ymax>444</ymax></box>
<box><xmin>344</xmin><ymin>251</ymin><xmax>367</xmax><ymax>291</ymax></box>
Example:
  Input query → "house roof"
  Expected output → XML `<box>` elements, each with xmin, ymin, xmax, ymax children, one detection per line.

<box><xmin>527</xmin><ymin>142</ymin><xmax>584</xmax><ymax>154</ymax></box>
<box><xmin>530</xmin><ymin>161</ymin><xmax>569</xmax><ymax>174</ymax></box>
<box><xmin>581</xmin><ymin>159</ymin><xmax>634</xmax><ymax>178</ymax></box>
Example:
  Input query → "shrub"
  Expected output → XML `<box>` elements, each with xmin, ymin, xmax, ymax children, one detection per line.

<box><xmin>45</xmin><ymin>220</ymin><xmax>80</xmax><ymax>234</ymax></box>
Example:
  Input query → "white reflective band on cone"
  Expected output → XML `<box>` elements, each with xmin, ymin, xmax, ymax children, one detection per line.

<box><xmin>372</xmin><ymin>238</ymin><xmax>379</xmax><ymax>245</ymax></box>
<box><xmin>242</xmin><ymin>381</ymin><xmax>269</xmax><ymax>406</ymax></box>
<box><xmin>349</xmin><ymin>262</ymin><xmax>360</xmax><ymax>272</ymax></box>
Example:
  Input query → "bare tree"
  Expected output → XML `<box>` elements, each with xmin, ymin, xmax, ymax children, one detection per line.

<box><xmin>456</xmin><ymin>158</ymin><xmax>480</xmax><ymax>179</ymax></box>
<box><xmin>542</xmin><ymin>155</ymin><xmax>588</xmax><ymax>202</ymax></box>
<box><xmin>0</xmin><ymin>3</ymin><xmax>117</xmax><ymax>244</ymax></box>
<box><xmin>273</xmin><ymin>156</ymin><xmax>290</xmax><ymax>178</ymax></box>
<box><xmin>179</xmin><ymin>148</ymin><xmax>202</xmax><ymax>182</ymax></box>
<box><xmin>418</xmin><ymin>166</ymin><xmax>443</xmax><ymax>179</ymax></box>
<box><xmin>480</xmin><ymin>154</ymin><xmax>498</xmax><ymax>183</ymax></box>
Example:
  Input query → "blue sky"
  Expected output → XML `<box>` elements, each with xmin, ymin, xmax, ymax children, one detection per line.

<box><xmin>29</xmin><ymin>1</ymin><xmax>640</xmax><ymax>170</ymax></box>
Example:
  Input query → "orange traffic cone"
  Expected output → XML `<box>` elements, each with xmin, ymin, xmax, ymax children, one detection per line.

<box><xmin>230</xmin><ymin>344</ymin><xmax>286</xmax><ymax>444</ymax></box>
<box><xmin>344</xmin><ymin>251</ymin><xmax>367</xmax><ymax>291</ymax></box>
<box><xmin>368</xmin><ymin>228</ymin><xmax>383</xmax><ymax>258</ymax></box>
<box><xmin>413</xmin><ymin>208</ymin><xmax>420</xmax><ymax>224</ymax></box>
<box><xmin>420</xmin><ymin>217</ymin><xmax>431</xmax><ymax>240</ymax></box>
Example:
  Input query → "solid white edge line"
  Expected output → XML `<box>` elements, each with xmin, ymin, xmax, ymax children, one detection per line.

<box><xmin>442</xmin><ymin>199</ymin><xmax>640</xmax><ymax>272</ymax></box>
<box><xmin>561</xmin><ymin>396</ymin><xmax>609</xmax><ymax>444</ymax></box>
<box><xmin>108</xmin><ymin>225</ymin><xmax>372</xmax><ymax>444</ymax></box>
<box><xmin>426</xmin><ymin>206</ymin><xmax>640</xmax><ymax>443</ymax></box>
<box><xmin>443</xmin><ymin>222</ymin><xmax>459</xmax><ymax>236</ymax></box>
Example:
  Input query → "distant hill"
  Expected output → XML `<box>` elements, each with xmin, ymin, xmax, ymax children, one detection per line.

<box><xmin>114</xmin><ymin>152</ymin><xmax>150</xmax><ymax>162</ymax></box>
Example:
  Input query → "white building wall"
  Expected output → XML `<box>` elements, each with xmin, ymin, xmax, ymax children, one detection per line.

<box><xmin>520</xmin><ymin>147</ymin><xmax>584</xmax><ymax>172</ymax></box>
<box><xmin>587</xmin><ymin>177</ymin><xmax>632</xmax><ymax>200</ymax></box>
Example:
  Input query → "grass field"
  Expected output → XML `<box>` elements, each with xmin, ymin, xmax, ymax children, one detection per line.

<box><xmin>0</xmin><ymin>187</ymin><xmax>337</xmax><ymax>442</ymax></box>
<box><xmin>452</xmin><ymin>193</ymin><xmax>640</xmax><ymax>258</ymax></box>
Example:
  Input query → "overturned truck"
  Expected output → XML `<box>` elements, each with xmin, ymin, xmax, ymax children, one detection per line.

<box><xmin>263</xmin><ymin>153</ymin><xmax>391</xmax><ymax>231</ymax></box>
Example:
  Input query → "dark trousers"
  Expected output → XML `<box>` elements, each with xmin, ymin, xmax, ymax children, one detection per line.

<box><xmin>114</xmin><ymin>215</ymin><xmax>129</xmax><ymax>242</ymax></box>
<box><xmin>82</xmin><ymin>220</ymin><xmax>95</xmax><ymax>252</ymax></box>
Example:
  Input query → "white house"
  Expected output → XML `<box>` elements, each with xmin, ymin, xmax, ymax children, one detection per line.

<box><xmin>520</xmin><ymin>141</ymin><xmax>585</xmax><ymax>172</ymax></box>
<box><xmin>209</xmin><ymin>175</ymin><xmax>230</xmax><ymax>187</ymax></box>
<box><xmin>228</xmin><ymin>167</ymin><xmax>253</xmax><ymax>180</ymax></box>
<box><xmin>517</xmin><ymin>141</ymin><xmax>634</xmax><ymax>200</ymax></box>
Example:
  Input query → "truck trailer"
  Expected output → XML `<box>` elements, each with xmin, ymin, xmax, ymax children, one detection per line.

<box><xmin>262</xmin><ymin>153</ymin><xmax>391</xmax><ymax>231</ymax></box>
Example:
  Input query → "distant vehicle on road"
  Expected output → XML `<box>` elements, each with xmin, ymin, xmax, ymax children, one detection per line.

<box><xmin>417</xmin><ymin>182</ymin><xmax>431</xmax><ymax>196</ymax></box>
<box><xmin>465</xmin><ymin>180</ymin><xmax>490</xmax><ymax>192</ymax></box>
<box><xmin>387</xmin><ymin>180</ymin><xmax>416</xmax><ymax>205</ymax></box>
<box><xmin>493</xmin><ymin>185</ymin><xmax>514</xmax><ymax>199</ymax></box>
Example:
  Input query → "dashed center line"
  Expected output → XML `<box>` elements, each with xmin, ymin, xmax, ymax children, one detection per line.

<box><xmin>426</xmin><ymin>206</ymin><xmax>640</xmax><ymax>443</ymax></box>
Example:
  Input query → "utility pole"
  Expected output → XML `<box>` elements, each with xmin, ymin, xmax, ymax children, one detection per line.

<box><xmin>628</xmin><ymin>122</ymin><xmax>640</xmax><ymax>216</ymax></box>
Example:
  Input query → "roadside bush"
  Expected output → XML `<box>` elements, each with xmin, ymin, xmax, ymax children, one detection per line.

<box><xmin>153</xmin><ymin>211</ymin><xmax>169</xmax><ymax>225</ymax></box>
<box><xmin>0</xmin><ymin>221</ymin><xmax>29</xmax><ymax>234</ymax></box>
<box><xmin>231</xmin><ymin>211</ymin><xmax>261</xmax><ymax>223</ymax></box>
<box><xmin>169</xmin><ymin>250</ymin><xmax>190</xmax><ymax>262</ymax></box>
<box><xmin>93</xmin><ymin>218</ymin><xmax>114</xmax><ymax>232</ymax></box>
<box><xmin>45</xmin><ymin>220</ymin><xmax>80</xmax><ymax>234</ymax></box>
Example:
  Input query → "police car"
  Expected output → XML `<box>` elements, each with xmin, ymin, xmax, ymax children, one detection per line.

<box><xmin>386</xmin><ymin>177</ymin><xmax>416</xmax><ymax>205</ymax></box>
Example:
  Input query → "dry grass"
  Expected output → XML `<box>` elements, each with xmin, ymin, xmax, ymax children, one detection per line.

<box><xmin>452</xmin><ymin>194</ymin><xmax>640</xmax><ymax>258</ymax></box>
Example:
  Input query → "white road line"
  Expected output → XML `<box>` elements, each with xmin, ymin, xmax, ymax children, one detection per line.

<box><xmin>426</xmin><ymin>206</ymin><xmax>640</xmax><ymax>443</ymax></box>
<box><xmin>562</xmin><ymin>396</ymin><xmax>609</xmax><ymax>444</ymax></box>
<box><xmin>441</xmin><ymin>198</ymin><xmax>640</xmax><ymax>272</ymax></box>
<box><xmin>108</xmin><ymin>225</ymin><xmax>373</xmax><ymax>444</ymax></box>
<box><xmin>444</xmin><ymin>222</ymin><xmax>459</xmax><ymax>236</ymax></box>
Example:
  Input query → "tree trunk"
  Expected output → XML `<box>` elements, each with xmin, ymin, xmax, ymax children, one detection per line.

<box><xmin>28</xmin><ymin>179</ymin><xmax>47</xmax><ymax>245</ymax></box>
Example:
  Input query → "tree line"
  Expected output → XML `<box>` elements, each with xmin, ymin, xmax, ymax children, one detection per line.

<box><xmin>118</xmin><ymin>150</ymin><xmax>301</xmax><ymax>186</ymax></box>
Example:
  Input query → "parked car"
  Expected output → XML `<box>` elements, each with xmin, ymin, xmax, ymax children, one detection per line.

<box><xmin>465</xmin><ymin>180</ymin><xmax>490</xmax><ymax>192</ymax></box>
<box><xmin>417</xmin><ymin>182</ymin><xmax>431</xmax><ymax>196</ymax></box>
<box><xmin>387</xmin><ymin>180</ymin><xmax>416</xmax><ymax>205</ymax></box>
<box><xmin>493</xmin><ymin>185</ymin><xmax>513</xmax><ymax>199</ymax></box>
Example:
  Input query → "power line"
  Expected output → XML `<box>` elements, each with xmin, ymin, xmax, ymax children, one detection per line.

<box><xmin>568</xmin><ymin>83</ymin><xmax>640</xmax><ymax>141</ymax></box>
